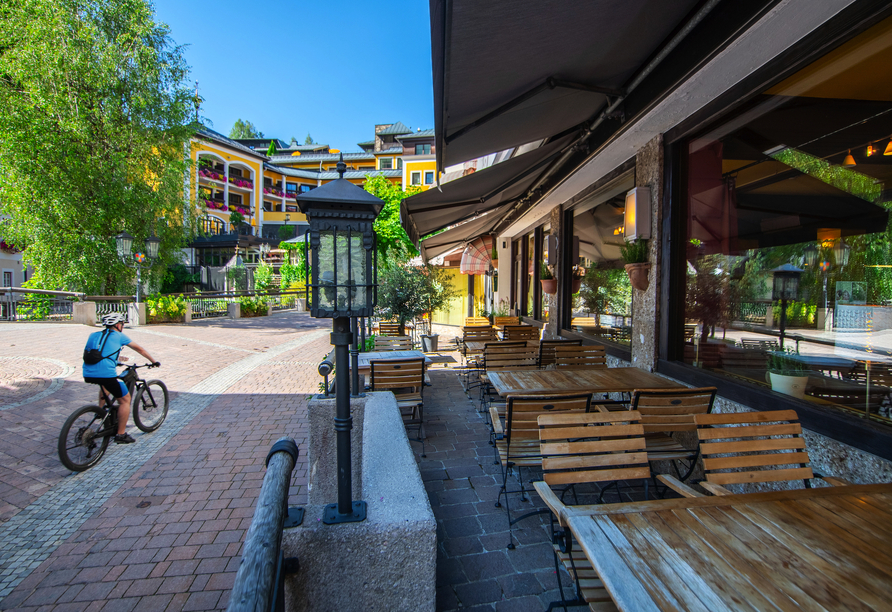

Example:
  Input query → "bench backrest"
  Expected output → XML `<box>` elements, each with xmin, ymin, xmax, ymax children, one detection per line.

<box><xmin>378</xmin><ymin>322</ymin><xmax>401</xmax><ymax>336</ymax></box>
<box><xmin>494</xmin><ymin>316</ymin><xmax>520</xmax><ymax>326</ymax></box>
<box><xmin>503</xmin><ymin>325</ymin><xmax>540</xmax><ymax>341</ymax></box>
<box><xmin>369</xmin><ymin>358</ymin><xmax>425</xmax><ymax>396</ymax></box>
<box><xmin>464</xmin><ymin>316</ymin><xmax>491</xmax><ymax>327</ymax></box>
<box><xmin>374</xmin><ymin>335</ymin><xmax>413</xmax><ymax>351</ymax></box>
<box><xmin>553</xmin><ymin>345</ymin><xmax>607</xmax><ymax>369</ymax></box>
<box><xmin>696</xmin><ymin>409</ymin><xmax>814</xmax><ymax>488</ymax></box>
<box><xmin>630</xmin><ymin>387</ymin><xmax>717</xmax><ymax>434</ymax></box>
<box><xmin>462</xmin><ymin>325</ymin><xmax>497</xmax><ymax>342</ymax></box>
<box><xmin>538</xmin><ymin>339</ymin><xmax>583</xmax><ymax>368</ymax></box>
<box><xmin>484</xmin><ymin>343</ymin><xmax>537</xmax><ymax>371</ymax></box>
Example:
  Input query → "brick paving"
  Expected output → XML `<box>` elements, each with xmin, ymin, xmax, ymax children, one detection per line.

<box><xmin>0</xmin><ymin>316</ymin><xmax>635</xmax><ymax>611</ymax></box>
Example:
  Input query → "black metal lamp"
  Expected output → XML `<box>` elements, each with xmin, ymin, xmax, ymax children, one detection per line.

<box><xmin>771</xmin><ymin>264</ymin><xmax>803</xmax><ymax>349</ymax></box>
<box><xmin>832</xmin><ymin>239</ymin><xmax>851</xmax><ymax>267</ymax></box>
<box><xmin>296</xmin><ymin>155</ymin><xmax>383</xmax><ymax>525</ymax></box>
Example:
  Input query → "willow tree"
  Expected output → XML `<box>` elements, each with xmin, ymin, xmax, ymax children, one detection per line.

<box><xmin>0</xmin><ymin>0</ymin><xmax>196</xmax><ymax>294</ymax></box>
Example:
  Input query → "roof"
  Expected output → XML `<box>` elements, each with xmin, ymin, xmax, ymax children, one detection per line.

<box><xmin>268</xmin><ymin>151</ymin><xmax>376</xmax><ymax>163</ymax></box>
<box><xmin>263</xmin><ymin>163</ymin><xmax>320</xmax><ymax>179</ymax></box>
<box><xmin>233</xmin><ymin>138</ymin><xmax>289</xmax><ymax>149</ymax></box>
<box><xmin>357</xmin><ymin>140</ymin><xmax>375</xmax><ymax>146</ymax></box>
<box><xmin>197</xmin><ymin>128</ymin><xmax>267</xmax><ymax>158</ymax></box>
<box><xmin>375</xmin><ymin>147</ymin><xmax>403</xmax><ymax>155</ymax></box>
<box><xmin>376</xmin><ymin>122</ymin><xmax>413</xmax><ymax>136</ymax></box>
<box><xmin>397</xmin><ymin>129</ymin><xmax>435</xmax><ymax>140</ymax></box>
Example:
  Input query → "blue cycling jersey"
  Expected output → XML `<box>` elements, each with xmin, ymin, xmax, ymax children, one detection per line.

<box><xmin>82</xmin><ymin>329</ymin><xmax>131</xmax><ymax>379</ymax></box>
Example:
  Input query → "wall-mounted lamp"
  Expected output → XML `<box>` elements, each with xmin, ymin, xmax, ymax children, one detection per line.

<box><xmin>624</xmin><ymin>187</ymin><xmax>651</xmax><ymax>241</ymax></box>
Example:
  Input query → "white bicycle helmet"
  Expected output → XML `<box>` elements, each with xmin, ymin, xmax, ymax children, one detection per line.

<box><xmin>101</xmin><ymin>312</ymin><xmax>125</xmax><ymax>327</ymax></box>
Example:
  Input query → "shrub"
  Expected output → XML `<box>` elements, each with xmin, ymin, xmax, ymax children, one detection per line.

<box><xmin>238</xmin><ymin>295</ymin><xmax>269</xmax><ymax>317</ymax></box>
<box><xmin>147</xmin><ymin>294</ymin><xmax>187</xmax><ymax>323</ymax></box>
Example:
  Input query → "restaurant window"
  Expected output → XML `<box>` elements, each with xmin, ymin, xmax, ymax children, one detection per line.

<box><xmin>677</xmin><ymin>16</ymin><xmax>892</xmax><ymax>427</ymax></box>
<box><xmin>570</xmin><ymin>173</ymin><xmax>634</xmax><ymax>346</ymax></box>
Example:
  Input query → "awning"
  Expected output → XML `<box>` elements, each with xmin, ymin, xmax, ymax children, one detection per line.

<box><xmin>430</xmin><ymin>0</ymin><xmax>702</xmax><ymax>171</ymax></box>
<box><xmin>460</xmin><ymin>235</ymin><xmax>495</xmax><ymax>275</ymax></box>
<box><xmin>419</xmin><ymin>203</ymin><xmax>513</xmax><ymax>260</ymax></box>
<box><xmin>402</xmin><ymin>134</ymin><xmax>575</xmax><ymax>246</ymax></box>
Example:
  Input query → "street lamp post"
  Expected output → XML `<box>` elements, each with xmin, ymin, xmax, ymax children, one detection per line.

<box><xmin>803</xmin><ymin>239</ymin><xmax>850</xmax><ymax>329</ymax></box>
<box><xmin>296</xmin><ymin>155</ymin><xmax>383</xmax><ymax>525</ymax></box>
<box><xmin>771</xmin><ymin>264</ymin><xmax>803</xmax><ymax>350</ymax></box>
<box><xmin>115</xmin><ymin>231</ymin><xmax>160</xmax><ymax>303</ymax></box>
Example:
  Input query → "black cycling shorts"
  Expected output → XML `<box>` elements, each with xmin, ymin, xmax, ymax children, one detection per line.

<box><xmin>84</xmin><ymin>377</ymin><xmax>128</xmax><ymax>398</ymax></box>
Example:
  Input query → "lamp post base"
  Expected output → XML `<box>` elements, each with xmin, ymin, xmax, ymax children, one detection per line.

<box><xmin>322</xmin><ymin>500</ymin><xmax>367</xmax><ymax>524</ymax></box>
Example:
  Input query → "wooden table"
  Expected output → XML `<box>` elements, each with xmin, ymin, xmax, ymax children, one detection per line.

<box><xmin>464</xmin><ymin>339</ymin><xmax>538</xmax><ymax>354</ymax></box>
<box><xmin>487</xmin><ymin>367</ymin><xmax>682</xmax><ymax>396</ymax></box>
<box><xmin>356</xmin><ymin>350</ymin><xmax>431</xmax><ymax>376</ymax></box>
<box><xmin>560</xmin><ymin>483</ymin><xmax>892</xmax><ymax>611</ymax></box>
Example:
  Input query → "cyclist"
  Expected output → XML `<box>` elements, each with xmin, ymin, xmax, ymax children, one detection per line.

<box><xmin>82</xmin><ymin>313</ymin><xmax>159</xmax><ymax>444</ymax></box>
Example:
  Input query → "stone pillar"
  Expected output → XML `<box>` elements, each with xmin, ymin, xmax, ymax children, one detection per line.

<box><xmin>631</xmin><ymin>135</ymin><xmax>663</xmax><ymax>371</ymax></box>
<box><xmin>72</xmin><ymin>301</ymin><xmax>97</xmax><ymax>326</ymax></box>
<box><xmin>128</xmin><ymin>302</ymin><xmax>146</xmax><ymax>327</ymax></box>
<box><xmin>545</xmin><ymin>205</ymin><xmax>563</xmax><ymax>339</ymax></box>
<box><xmin>227</xmin><ymin>302</ymin><xmax>241</xmax><ymax>319</ymax></box>
<box><xmin>184</xmin><ymin>303</ymin><xmax>192</xmax><ymax>324</ymax></box>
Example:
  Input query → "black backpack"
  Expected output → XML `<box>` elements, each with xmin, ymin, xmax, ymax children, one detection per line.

<box><xmin>83</xmin><ymin>329</ymin><xmax>114</xmax><ymax>365</ymax></box>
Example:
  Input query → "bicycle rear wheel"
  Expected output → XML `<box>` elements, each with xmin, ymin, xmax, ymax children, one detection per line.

<box><xmin>133</xmin><ymin>380</ymin><xmax>169</xmax><ymax>432</ymax></box>
<box><xmin>58</xmin><ymin>405</ymin><xmax>112</xmax><ymax>471</ymax></box>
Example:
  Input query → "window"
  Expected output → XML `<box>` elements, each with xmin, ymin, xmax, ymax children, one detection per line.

<box><xmin>424</xmin><ymin>171</ymin><xmax>434</xmax><ymax>185</ymax></box>
<box><xmin>300</xmin><ymin>185</ymin><xmax>312</xmax><ymax>192</ymax></box>
<box><xmin>230</xmin><ymin>167</ymin><xmax>243</xmax><ymax>178</ymax></box>
<box><xmin>199</xmin><ymin>215</ymin><xmax>225</xmax><ymax>236</ymax></box>
<box><xmin>286</xmin><ymin>183</ymin><xmax>298</xmax><ymax>195</ymax></box>
<box><xmin>379</xmin><ymin>158</ymin><xmax>393</xmax><ymax>170</ymax></box>
<box><xmin>675</xmin><ymin>17</ymin><xmax>892</xmax><ymax>427</ymax></box>
<box><xmin>397</xmin><ymin>158</ymin><xmax>403</xmax><ymax>170</ymax></box>
<box><xmin>2</xmin><ymin>270</ymin><xmax>12</xmax><ymax>287</ymax></box>
<box><xmin>411</xmin><ymin>172</ymin><xmax>422</xmax><ymax>186</ymax></box>
<box><xmin>229</xmin><ymin>193</ymin><xmax>242</xmax><ymax>206</ymax></box>
<box><xmin>415</xmin><ymin>144</ymin><xmax>432</xmax><ymax>155</ymax></box>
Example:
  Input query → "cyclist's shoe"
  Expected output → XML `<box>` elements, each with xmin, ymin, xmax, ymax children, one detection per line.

<box><xmin>114</xmin><ymin>433</ymin><xmax>136</xmax><ymax>444</ymax></box>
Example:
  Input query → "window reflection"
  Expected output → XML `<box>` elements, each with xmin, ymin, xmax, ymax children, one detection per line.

<box><xmin>681</xmin><ymin>17</ymin><xmax>892</xmax><ymax>425</ymax></box>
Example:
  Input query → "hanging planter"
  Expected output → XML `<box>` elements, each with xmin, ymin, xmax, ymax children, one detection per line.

<box><xmin>624</xmin><ymin>263</ymin><xmax>651</xmax><ymax>291</ymax></box>
<box><xmin>541</xmin><ymin>278</ymin><xmax>557</xmax><ymax>294</ymax></box>
<box><xmin>571</xmin><ymin>278</ymin><xmax>582</xmax><ymax>293</ymax></box>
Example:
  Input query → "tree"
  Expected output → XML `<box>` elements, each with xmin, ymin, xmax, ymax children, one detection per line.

<box><xmin>305</xmin><ymin>133</ymin><xmax>315</xmax><ymax>145</ymax></box>
<box><xmin>230</xmin><ymin>118</ymin><xmax>263</xmax><ymax>139</ymax></box>
<box><xmin>363</xmin><ymin>174</ymin><xmax>420</xmax><ymax>259</ymax></box>
<box><xmin>376</xmin><ymin>261</ymin><xmax>451</xmax><ymax>335</ymax></box>
<box><xmin>0</xmin><ymin>0</ymin><xmax>195</xmax><ymax>294</ymax></box>
<box><xmin>266</xmin><ymin>140</ymin><xmax>278</xmax><ymax>156</ymax></box>
<box><xmin>578</xmin><ymin>265</ymin><xmax>631</xmax><ymax>324</ymax></box>
<box><xmin>228</xmin><ymin>211</ymin><xmax>244</xmax><ymax>232</ymax></box>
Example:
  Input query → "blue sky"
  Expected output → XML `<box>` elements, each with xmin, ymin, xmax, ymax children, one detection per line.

<box><xmin>151</xmin><ymin>0</ymin><xmax>434</xmax><ymax>152</ymax></box>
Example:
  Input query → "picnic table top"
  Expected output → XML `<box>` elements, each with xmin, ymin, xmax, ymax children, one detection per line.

<box><xmin>561</xmin><ymin>483</ymin><xmax>892</xmax><ymax>611</ymax></box>
<box><xmin>487</xmin><ymin>367</ymin><xmax>682</xmax><ymax>396</ymax></box>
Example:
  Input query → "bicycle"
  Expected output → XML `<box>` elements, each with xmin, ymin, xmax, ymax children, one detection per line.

<box><xmin>58</xmin><ymin>363</ymin><xmax>168</xmax><ymax>472</ymax></box>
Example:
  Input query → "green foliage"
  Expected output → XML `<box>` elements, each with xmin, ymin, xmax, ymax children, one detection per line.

<box><xmin>305</xmin><ymin>133</ymin><xmax>315</xmax><ymax>145</ymax></box>
<box><xmin>280</xmin><ymin>263</ymin><xmax>302</xmax><ymax>288</ymax></box>
<box><xmin>0</xmin><ymin>0</ymin><xmax>195</xmax><ymax>294</ymax></box>
<box><xmin>376</xmin><ymin>262</ymin><xmax>456</xmax><ymax>332</ymax></box>
<box><xmin>620</xmin><ymin>239</ymin><xmax>648</xmax><ymax>264</ymax></box>
<box><xmin>540</xmin><ymin>262</ymin><xmax>554</xmax><ymax>280</ymax></box>
<box><xmin>278</xmin><ymin>224</ymin><xmax>295</xmax><ymax>240</ymax></box>
<box><xmin>493</xmin><ymin>299</ymin><xmax>510</xmax><ymax>318</ymax></box>
<box><xmin>230</xmin><ymin>119</ymin><xmax>263</xmax><ymax>139</ymax></box>
<box><xmin>238</xmin><ymin>295</ymin><xmax>269</xmax><ymax>317</ymax></box>
<box><xmin>266</xmin><ymin>140</ymin><xmax>278</xmax><ymax>156</ymax></box>
<box><xmin>228</xmin><ymin>211</ymin><xmax>244</xmax><ymax>229</ymax></box>
<box><xmin>771</xmin><ymin>300</ymin><xmax>816</xmax><ymax>327</ymax></box>
<box><xmin>578</xmin><ymin>265</ymin><xmax>631</xmax><ymax>316</ymax></box>
<box><xmin>160</xmin><ymin>264</ymin><xmax>199</xmax><ymax>294</ymax></box>
<box><xmin>770</xmin><ymin>147</ymin><xmax>881</xmax><ymax>203</ymax></box>
<box><xmin>15</xmin><ymin>289</ymin><xmax>54</xmax><ymax>320</ymax></box>
<box><xmin>254</xmin><ymin>262</ymin><xmax>273</xmax><ymax>293</ymax></box>
<box><xmin>768</xmin><ymin>349</ymin><xmax>810</xmax><ymax>375</ymax></box>
<box><xmin>363</xmin><ymin>174</ymin><xmax>420</xmax><ymax>259</ymax></box>
<box><xmin>226</xmin><ymin>266</ymin><xmax>248</xmax><ymax>291</ymax></box>
<box><xmin>146</xmin><ymin>293</ymin><xmax>187</xmax><ymax>322</ymax></box>
<box><xmin>686</xmin><ymin>255</ymin><xmax>732</xmax><ymax>341</ymax></box>
<box><xmin>364</xmin><ymin>334</ymin><xmax>376</xmax><ymax>352</ymax></box>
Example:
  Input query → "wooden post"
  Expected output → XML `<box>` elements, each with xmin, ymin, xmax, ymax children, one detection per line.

<box><xmin>228</xmin><ymin>437</ymin><xmax>298</xmax><ymax>612</ymax></box>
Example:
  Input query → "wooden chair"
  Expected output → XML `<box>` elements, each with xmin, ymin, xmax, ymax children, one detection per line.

<box><xmin>629</xmin><ymin>386</ymin><xmax>717</xmax><ymax>484</ymax></box>
<box><xmin>537</xmin><ymin>339</ymin><xmax>582</xmax><ymax>369</ymax></box>
<box><xmin>503</xmin><ymin>325</ymin><xmax>540</xmax><ymax>342</ymax></box>
<box><xmin>460</xmin><ymin>325</ymin><xmax>498</xmax><ymax>385</ymax></box>
<box><xmin>377</xmin><ymin>321</ymin><xmax>401</xmax><ymax>336</ymax></box>
<box><xmin>374</xmin><ymin>335</ymin><xmax>413</xmax><ymax>351</ymax></box>
<box><xmin>533</xmin><ymin>411</ymin><xmax>647</xmax><ymax>611</ymax></box>
<box><xmin>479</xmin><ymin>344</ymin><xmax>538</xmax><ymax>415</ymax></box>
<box><xmin>464</xmin><ymin>316</ymin><xmax>491</xmax><ymax>327</ymax></box>
<box><xmin>369</xmin><ymin>358</ymin><xmax>426</xmax><ymax>455</ymax></box>
<box><xmin>692</xmin><ymin>410</ymin><xmax>851</xmax><ymax>495</ymax></box>
<box><xmin>553</xmin><ymin>345</ymin><xmax>607</xmax><ymax>369</ymax></box>
<box><xmin>493</xmin><ymin>316</ymin><xmax>520</xmax><ymax>327</ymax></box>
<box><xmin>489</xmin><ymin>394</ymin><xmax>592</xmax><ymax>549</ymax></box>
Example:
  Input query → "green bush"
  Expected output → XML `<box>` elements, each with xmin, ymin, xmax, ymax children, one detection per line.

<box><xmin>771</xmin><ymin>300</ymin><xmax>816</xmax><ymax>327</ymax></box>
<box><xmin>16</xmin><ymin>295</ymin><xmax>54</xmax><ymax>320</ymax></box>
<box><xmin>254</xmin><ymin>262</ymin><xmax>273</xmax><ymax>293</ymax></box>
<box><xmin>238</xmin><ymin>295</ymin><xmax>269</xmax><ymax>317</ymax></box>
<box><xmin>147</xmin><ymin>293</ymin><xmax>187</xmax><ymax>322</ymax></box>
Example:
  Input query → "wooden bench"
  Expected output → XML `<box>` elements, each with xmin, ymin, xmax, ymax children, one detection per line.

<box><xmin>493</xmin><ymin>316</ymin><xmax>520</xmax><ymax>327</ymax></box>
<box><xmin>502</xmin><ymin>325</ymin><xmax>540</xmax><ymax>341</ymax></box>
<box><xmin>464</xmin><ymin>316</ymin><xmax>490</xmax><ymax>327</ymax></box>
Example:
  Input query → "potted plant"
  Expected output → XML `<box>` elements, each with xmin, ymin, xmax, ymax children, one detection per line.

<box><xmin>621</xmin><ymin>239</ymin><xmax>650</xmax><ymax>291</ymax></box>
<box><xmin>571</xmin><ymin>265</ymin><xmax>585</xmax><ymax>293</ymax></box>
<box><xmin>540</xmin><ymin>262</ymin><xmax>557</xmax><ymax>294</ymax></box>
<box><xmin>766</xmin><ymin>350</ymin><xmax>810</xmax><ymax>399</ymax></box>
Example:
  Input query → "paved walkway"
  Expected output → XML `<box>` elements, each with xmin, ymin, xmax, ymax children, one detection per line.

<box><xmin>0</xmin><ymin>316</ymin><xmax>605</xmax><ymax>611</ymax></box>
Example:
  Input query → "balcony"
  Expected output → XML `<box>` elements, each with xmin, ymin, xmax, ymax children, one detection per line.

<box><xmin>228</xmin><ymin>176</ymin><xmax>254</xmax><ymax>191</ymax></box>
<box><xmin>263</xmin><ymin>186</ymin><xmax>285</xmax><ymax>198</ymax></box>
<box><xmin>198</xmin><ymin>168</ymin><xmax>226</xmax><ymax>183</ymax></box>
<box><xmin>202</xmin><ymin>198</ymin><xmax>228</xmax><ymax>212</ymax></box>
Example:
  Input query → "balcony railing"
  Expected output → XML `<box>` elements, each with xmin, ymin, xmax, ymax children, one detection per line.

<box><xmin>203</xmin><ymin>198</ymin><xmax>229</xmax><ymax>212</ymax></box>
<box><xmin>263</xmin><ymin>186</ymin><xmax>285</xmax><ymax>197</ymax></box>
<box><xmin>198</xmin><ymin>168</ymin><xmax>226</xmax><ymax>182</ymax></box>
<box><xmin>229</xmin><ymin>176</ymin><xmax>254</xmax><ymax>189</ymax></box>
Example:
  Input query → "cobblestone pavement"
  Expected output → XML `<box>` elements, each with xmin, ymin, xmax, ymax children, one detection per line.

<box><xmin>0</xmin><ymin>317</ymin><xmax>623</xmax><ymax>611</ymax></box>
<box><xmin>0</xmin><ymin>313</ymin><xmax>330</xmax><ymax>610</ymax></box>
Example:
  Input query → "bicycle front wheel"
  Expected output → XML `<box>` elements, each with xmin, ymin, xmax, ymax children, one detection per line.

<box><xmin>58</xmin><ymin>405</ymin><xmax>112</xmax><ymax>471</ymax></box>
<box><xmin>133</xmin><ymin>380</ymin><xmax>169</xmax><ymax>432</ymax></box>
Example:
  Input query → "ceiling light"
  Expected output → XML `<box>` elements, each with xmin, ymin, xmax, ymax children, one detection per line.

<box><xmin>842</xmin><ymin>150</ymin><xmax>856</xmax><ymax>167</ymax></box>
<box><xmin>885</xmin><ymin>139</ymin><xmax>892</xmax><ymax>156</ymax></box>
